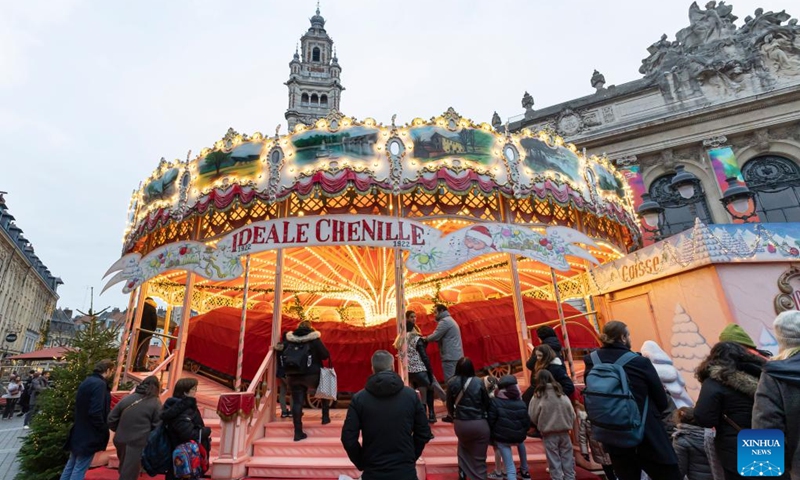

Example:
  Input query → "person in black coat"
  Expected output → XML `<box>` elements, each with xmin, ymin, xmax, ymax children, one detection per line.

<box><xmin>60</xmin><ymin>359</ymin><xmax>114</xmax><ymax>480</ymax></box>
<box><xmin>536</xmin><ymin>325</ymin><xmax>564</xmax><ymax>359</ymax></box>
<box><xmin>160</xmin><ymin>377</ymin><xmax>211</xmax><ymax>480</ymax></box>
<box><xmin>583</xmin><ymin>322</ymin><xmax>680</xmax><ymax>480</ymax></box>
<box><xmin>693</xmin><ymin>342</ymin><xmax>765</xmax><ymax>480</ymax></box>
<box><xmin>135</xmin><ymin>297</ymin><xmax>159</xmax><ymax>371</ymax></box>
<box><xmin>524</xmin><ymin>344</ymin><xmax>574</xmax><ymax>405</ymax></box>
<box><xmin>282</xmin><ymin>320</ymin><xmax>331</xmax><ymax>441</ymax></box>
<box><xmin>341</xmin><ymin>350</ymin><xmax>431</xmax><ymax>480</ymax></box>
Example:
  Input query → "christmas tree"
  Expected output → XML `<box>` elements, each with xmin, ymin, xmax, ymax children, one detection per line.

<box><xmin>641</xmin><ymin>340</ymin><xmax>694</xmax><ymax>408</ymax></box>
<box><xmin>670</xmin><ymin>303</ymin><xmax>710</xmax><ymax>396</ymax></box>
<box><xmin>15</xmin><ymin>317</ymin><xmax>119</xmax><ymax>480</ymax></box>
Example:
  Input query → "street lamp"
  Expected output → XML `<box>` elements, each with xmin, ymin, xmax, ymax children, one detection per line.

<box><xmin>636</xmin><ymin>194</ymin><xmax>664</xmax><ymax>240</ymax></box>
<box><xmin>670</xmin><ymin>165</ymin><xmax>699</xmax><ymax>200</ymax></box>
<box><xmin>720</xmin><ymin>176</ymin><xmax>758</xmax><ymax>222</ymax></box>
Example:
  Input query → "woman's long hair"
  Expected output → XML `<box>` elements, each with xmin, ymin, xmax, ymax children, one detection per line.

<box><xmin>695</xmin><ymin>341</ymin><xmax>765</xmax><ymax>382</ymax></box>
<box><xmin>533</xmin><ymin>369</ymin><xmax>563</xmax><ymax>398</ymax></box>
<box><xmin>173</xmin><ymin>377</ymin><xmax>198</xmax><ymax>398</ymax></box>
<box><xmin>534</xmin><ymin>344</ymin><xmax>557</xmax><ymax>373</ymax></box>
<box><xmin>455</xmin><ymin>357</ymin><xmax>475</xmax><ymax>378</ymax></box>
<box><xmin>140</xmin><ymin>375</ymin><xmax>161</xmax><ymax>397</ymax></box>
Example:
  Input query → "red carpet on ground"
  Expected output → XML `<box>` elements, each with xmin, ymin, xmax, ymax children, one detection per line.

<box><xmin>84</xmin><ymin>465</ymin><xmax>601</xmax><ymax>480</ymax></box>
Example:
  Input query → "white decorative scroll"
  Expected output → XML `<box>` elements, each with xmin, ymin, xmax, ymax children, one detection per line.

<box><xmin>104</xmin><ymin>214</ymin><xmax>599</xmax><ymax>293</ymax></box>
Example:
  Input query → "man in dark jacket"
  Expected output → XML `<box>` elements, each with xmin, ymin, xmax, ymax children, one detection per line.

<box><xmin>282</xmin><ymin>320</ymin><xmax>331</xmax><ymax>441</ymax></box>
<box><xmin>60</xmin><ymin>359</ymin><xmax>114</xmax><ymax>480</ymax></box>
<box><xmin>135</xmin><ymin>297</ymin><xmax>159</xmax><ymax>371</ymax></box>
<box><xmin>341</xmin><ymin>350</ymin><xmax>431</xmax><ymax>480</ymax></box>
<box><xmin>583</xmin><ymin>321</ymin><xmax>680</xmax><ymax>480</ymax></box>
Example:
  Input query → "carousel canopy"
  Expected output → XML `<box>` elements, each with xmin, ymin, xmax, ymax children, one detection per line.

<box><xmin>106</xmin><ymin>109</ymin><xmax>638</xmax><ymax>325</ymax></box>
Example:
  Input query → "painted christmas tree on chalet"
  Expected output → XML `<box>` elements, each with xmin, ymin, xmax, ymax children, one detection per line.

<box><xmin>670</xmin><ymin>303</ymin><xmax>710</xmax><ymax>395</ymax></box>
<box><xmin>641</xmin><ymin>340</ymin><xmax>694</xmax><ymax>408</ymax></box>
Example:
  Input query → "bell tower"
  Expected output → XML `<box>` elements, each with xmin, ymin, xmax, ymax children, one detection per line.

<box><xmin>285</xmin><ymin>6</ymin><xmax>344</xmax><ymax>132</ymax></box>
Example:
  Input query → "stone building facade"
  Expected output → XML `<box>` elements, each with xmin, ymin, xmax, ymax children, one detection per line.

<box><xmin>0</xmin><ymin>194</ymin><xmax>62</xmax><ymax>356</ymax></box>
<box><xmin>284</xmin><ymin>7</ymin><xmax>344</xmax><ymax>132</ymax></box>
<box><xmin>504</xmin><ymin>3</ymin><xmax>800</xmax><ymax>244</ymax></box>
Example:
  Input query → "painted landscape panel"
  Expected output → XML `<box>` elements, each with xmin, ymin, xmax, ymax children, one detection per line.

<box><xmin>197</xmin><ymin>142</ymin><xmax>263</xmax><ymax>189</ymax></box>
<box><xmin>593</xmin><ymin>163</ymin><xmax>626</xmax><ymax>198</ymax></box>
<box><xmin>143</xmin><ymin>168</ymin><xmax>179</xmax><ymax>204</ymax></box>
<box><xmin>291</xmin><ymin>126</ymin><xmax>379</xmax><ymax>165</ymax></box>
<box><xmin>520</xmin><ymin>138</ymin><xmax>581</xmax><ymax>184</ymax></box>
<box><xmin>409</xmin><ymin>126</ymin><xmax>496</xmax><ymax>165</ymax></box>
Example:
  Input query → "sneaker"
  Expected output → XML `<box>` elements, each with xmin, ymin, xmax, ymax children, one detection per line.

<box><xmin>280</xmin><ymin>411</ymin><xmax>290</xmax><ymax>418</ymax></box>
<box><xmin>23</xmin><ymin>426</ymin><xmax>29</xmax><ymax>430</ymax></box>
<box><xmin>520</xmin><ymin>470</ymin><xmax>531</xmax><ymax>479</ymax></box>
<box><xmin>487</xmin><ymin>472</ymin><xmax>505</xmax><ymax>479</ymax></box>
<box><xmin>442</xmin><ymin>415</ymin><xmax>454</xmax><ymax>423</ymax></box>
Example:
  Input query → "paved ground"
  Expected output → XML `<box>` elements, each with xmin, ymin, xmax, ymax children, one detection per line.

<box><xmin>0</xmin><ymin>413</ymin><xmax>25</xmax><ymax>480</ymax></box>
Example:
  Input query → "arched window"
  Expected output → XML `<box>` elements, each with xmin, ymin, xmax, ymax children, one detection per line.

<box><xmin>310</xmin><ymin>94</ymin><xmax>319</xmax><ymax>105</ymax></box>
<box><xmin>649</xmin><ymin>172</ymin><xmax>713</xmax><ymax>237</ymax></box>
<box><xmin>320</xmin><ymin>94</ymin><xmax>328</xmax><ymax>106</ymax></box>
<box><xmin>312</xmin><ymin>47</ymin><xmax>321</xmax><ymax>62</ymax></box>
<box><xmin>742</xmin><ymin>155</ymin><xmax>800</xmax><ymax>222</ymax></box>
<box><xmin>301</xmin><ymin>93</ymin><xmax>309</xmax><ymax>106</ymax></box>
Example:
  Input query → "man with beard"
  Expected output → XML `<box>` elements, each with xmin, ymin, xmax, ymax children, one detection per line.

<box><xmin>583</xmin><ymin>321</ymin><xmax>680</xmax><ymax>480</ymax></box>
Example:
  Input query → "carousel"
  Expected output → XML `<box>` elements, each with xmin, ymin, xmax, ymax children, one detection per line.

<box><xmin>102</xmin><ymin>108</ymin><xmax>638</xmax><ymax>476</ymax></box>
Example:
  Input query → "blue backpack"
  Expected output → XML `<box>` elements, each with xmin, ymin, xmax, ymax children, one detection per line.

<box><xmin>141</xmin><ymin>424</ymin><xmax>172</xmax><ymax>476</ymax></box>
<box><xmin>583</xmin><ymin>351</ymin><xmax>648</xmax><ymax>448</ymax></box>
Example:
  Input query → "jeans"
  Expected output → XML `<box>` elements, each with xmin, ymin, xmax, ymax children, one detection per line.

<box><xmin>496</xmin><ymin>443</ymin><xmax>517</xmax><ymax>480</ymax></box>
<box><xmin>3</xmin><ymin>398</ymin><xmax>18</xmax><ymax>418</ymax></box>
<box><xmin>59</xmin><ymin>452</ymin><xmax>94</xmax><ymax>480</ymax></box>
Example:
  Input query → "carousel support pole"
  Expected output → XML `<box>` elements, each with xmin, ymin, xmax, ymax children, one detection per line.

<box><xmin>234</xmin><ymin>255</ymin><xmax>252</xmax><ymax>392</ymax></box>
<box><xmin>113</xmin><ymin>289</ymin><xmax>140</xmax><ymax>390</ymax></box>
<box><xmin>168</xmin><ymin>273</ymin><xmax>195</xmax><ymax>394</ymax></box>
<box><xmin>268</xmin><ymin>248</ymin><xmax>285</xmax><ymax>422</ymax></box>
<box><xmin>161</xmin><ymin>304</ymin><xmax>173</xmax><ymax>363</ymax></box>
<box><xmin>508</xmin><ymin>255</ymin><xmax>531</xmax><ymax>384</ymax></box>
<box><xmin>124</xmin><ymin>284</ymin><xmax>149</xmax><ymax>381</ymax></box>
<box><xmin>394</xmin><ymin>193</ymin><xmax>408</xmax><ymax>383</ymax></box>
<box><xmin>550</xmin><ymin>268</ymin><xmax>576</xmax><ymax>381</ymax></box>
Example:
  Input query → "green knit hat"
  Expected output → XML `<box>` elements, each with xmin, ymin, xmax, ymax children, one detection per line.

<box><xmin>719</xmin><ymin>324</ymin><xmax>756</xmax><ymax>348</ymax></box>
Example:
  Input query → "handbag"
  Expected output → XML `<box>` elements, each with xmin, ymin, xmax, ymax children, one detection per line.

<box><xmin>314</xmin><ymin>360</ymin><xmax>338</xmax><ymax>401</ymax></box>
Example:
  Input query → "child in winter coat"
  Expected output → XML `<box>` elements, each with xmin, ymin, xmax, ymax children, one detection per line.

<box><xmin>529</xmin><ymin>369</ymin><xmax>576</xmax><ymax>480</ymax></box>
<box><xmin>672</xmin><ymin>407</ymin><xmax>713</xmax><ymax>480</ymax></box>
<box><xmin>487</xmin><ymin>375</ymin><xmax>531</xmax><ymax>480</ymax></box>
<box><xmin>575</xmin><ymin>401</ymin><xmax>615</xmax><ymax>480</ymax></box>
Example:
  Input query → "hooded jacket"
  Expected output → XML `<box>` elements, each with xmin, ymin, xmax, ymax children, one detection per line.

<box><xmin>673</xmin><ymin>423</ymin><xmax>714</xmax><ymax>480</ymax></box>
<box><xmin>694</xmin><ymin>353</ymin><xmax>763</xmax><ymax>474</ymax></box>
<box><xmin>108</xmin><ymin>383</ymin><xmax>162</xmax><ymax>446</ymax></box>
<box><xmin>160</xmin><ymin>396</ymin><xmax>211</xmax><ymax>452</ymax></box>
<box><xmin>341</xmin><ymin>370</ymin><xmax>431</xmax><ymax>480</ymax></box>
<box><xmin>284</xmin><ymin>326</ymin><xmax>330</xmax><ymax>377</ymax></box>
<box><xmin>427</xmin><ymin>310</ymin><xmax>464</xmax><ymax>362</ymax></box>
<box><xmin>488</xmin><ymin>385</ymin><xmax>530</xmax><ymax>444</ymax></box>
<box><xmin>528</xmin><ymin>384</ymin><xmax>575</xmax><ymax>434</ymax></box>
<box><xmin>753</xmin><ymin>353</ymin><xmax>800</xmax><ymax>480</ymax></box>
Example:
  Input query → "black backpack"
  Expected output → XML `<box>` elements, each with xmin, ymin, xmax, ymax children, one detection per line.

<box><xmin>281</xmin><ymin>341</ymin><xmax>313</xmax><ymax>375</ymax></box>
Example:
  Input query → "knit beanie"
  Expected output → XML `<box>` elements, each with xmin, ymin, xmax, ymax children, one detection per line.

<box><xmin>774</xmin><ymin>310</ymin><xmax>800</xmax><ymax>352</ymax></box>
<box><xmin>718</xmin><ymin>324</ymin><xmax>756</xmax><ymax>349</ymax></box>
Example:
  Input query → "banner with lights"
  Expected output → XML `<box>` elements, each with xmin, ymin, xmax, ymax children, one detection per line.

<box><xmin>105</xmin><ymin>214</ymin><xmax>600</xmax><ymax>294</ymax></box>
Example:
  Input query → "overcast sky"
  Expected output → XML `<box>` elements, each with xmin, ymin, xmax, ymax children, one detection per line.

<box><xmin>1</xmin><ymin>0</ymin><xmax>796</xmax><ymax>313</ymax></box>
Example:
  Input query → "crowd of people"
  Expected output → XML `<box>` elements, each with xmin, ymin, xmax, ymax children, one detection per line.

<box><xmin>329</xmin><ymin>307</ymin><xmax>800</xmax><ymax>480</ymax></box>
<box><xmin>1</xmin><ymin>369</ymin><xmax>50</xmax><ymax>426</ymax></box>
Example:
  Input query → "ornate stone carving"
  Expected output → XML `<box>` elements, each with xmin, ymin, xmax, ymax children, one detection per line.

<box><xmin>591</xmin><ymin>70</ymin><xmax>606</xmax><ymax>91</ymax></box>
<box><xmin>639</xmin><ymin>2</ymin><xmax>800</xmax><ymax>101</ymax></box>
<box><xmin>615</xmin><ymin>155</ymin><xmax>639</xmax><ymax>167</ymax></box>
<box><xmin>522</xmin><ymin>91</ymin><xmax>535</xmax><ymax>116</ymax></box>
<box><xmin>774</xmin><ymin>265</ymin><xmax>800</xmax><ymax>314</ymax></box>
<box><xmin>491</xmin><ymin>111</ymin><xmax>502</xmax><ymax>130</ymax></box>
<box><xmin>601</xmin><ymin>105</ymin><xmax>615</xmax><ymax>123</ymax></box>
<box><xmin>556</xmin><ymin>109</ymin><xmax>583</xmax><ymax>136</ymax></box>
<box><xmin>751</xmin><ymin>128</ymin><xmax>771</xmax><ymax>152</ymax></box>
<box><xmin>661</xmin><ymin>149</ymin><xmax>678</xmax><ymax>171</ymax></box>
<box><xmin>702</xmin><ymin>135</ymin><xmax>728</xmax><ymax>148</ymax></box>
